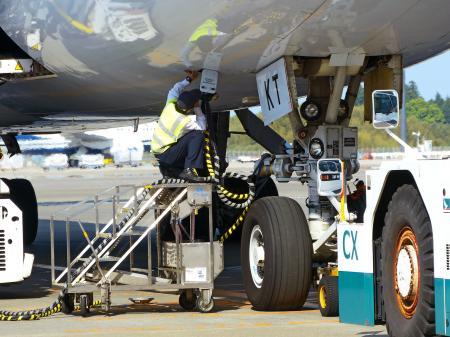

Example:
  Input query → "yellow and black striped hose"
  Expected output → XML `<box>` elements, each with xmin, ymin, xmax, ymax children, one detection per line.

<box><xmin>204</xmin><ymin>133</ymin><xmax>254</xmax><ymax>240</ymax></box>
<box><xmin>0</xmin><ymin>291</ymin><xmax>102</xmax><ymax>321</ymax></box>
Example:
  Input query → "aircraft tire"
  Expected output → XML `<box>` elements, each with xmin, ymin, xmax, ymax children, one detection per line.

<box><xmin>241</xmin><ymin>196</ymin><xmax>312</xmax><ymax>310</ymax></box>
<box><xmin>382</xmin><ymin>184</ymin><xmax>434</xmax><ymax>337</ymax></box>
<box><xmin>3</xmin><ymin>178</ymin><xmax>39</xmax><ymax>245</ymax></box>
<box><xmin>318</xmin><ymin>275</ymin><xmax>339</xmax><ymax>317</ymax></box>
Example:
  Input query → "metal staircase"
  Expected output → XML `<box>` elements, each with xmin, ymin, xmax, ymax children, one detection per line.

<box><xmin>50</xmin><ymin>181</ymin><xmax>222</xmax><ymax>313</ymax></box>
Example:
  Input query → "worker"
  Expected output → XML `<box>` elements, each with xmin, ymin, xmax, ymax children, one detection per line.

<box><xmin>347</xmin><ymin>180</ymin><xmax>366</xmax><ymax>222</ymax></box>
<box><xmin>151</xmin><ymin>70</ymin><xmax>208</xmax><ymax>183</ymax></box>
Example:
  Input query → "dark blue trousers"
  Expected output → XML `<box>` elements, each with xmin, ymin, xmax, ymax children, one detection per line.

<box><xmin>156</xmin><ymin>130</ymin><xmax>205</xmax><ymax>176</ymax></box>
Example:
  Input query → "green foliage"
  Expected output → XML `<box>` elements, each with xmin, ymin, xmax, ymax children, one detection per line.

<box><xmin>443</xmin><ymin>100</ymin><xmax>450</xmax><ymax>123</ymax></box>
<box><xmin>228</xmin><ymin>113</ymin><xmax>294</xmax><ymax>152</ymax></box>
<box><xmin>430</xmin><ymin>92</ymin><xmax>450</xmax><ymax>123</ymax></box>
<box><xmin>349</xmin><ymin>106</ymin><xmax>399</xmax><ymax>149</ymax></box>
<box><xmin>405</xmin><ymin>80</ymin><xmax>421</xmax><ymax>101</ymax></box>
<box><xmin>350</xmin><ymin>105</ymin><xmax>450</xmax><ymax>148</ymax></box>
<box><xmin>406</xmin><ymin>97</ymin><xmax>445</xmax><ymax>123</ymax></box>
<box><xmin>354</xmin><ymin>84</ymin><xmax>364</xmax><ymax>106</ymax></box>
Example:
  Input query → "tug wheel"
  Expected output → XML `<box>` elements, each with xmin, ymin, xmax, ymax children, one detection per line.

<box><xmin>318</xmin><ymin>275</ymin><xmax>339</xmax><ymax>317</ymax></box>
<box><xmin>382</xmin><ymin>185</ymin><xmax>434</xmax><ymax>337</ymax></box>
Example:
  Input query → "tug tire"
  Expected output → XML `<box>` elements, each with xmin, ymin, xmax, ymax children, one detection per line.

<box><xmin>382</xmin><ymin>185</ymin><xmax>434</xmax><ymax>337</ymax></box>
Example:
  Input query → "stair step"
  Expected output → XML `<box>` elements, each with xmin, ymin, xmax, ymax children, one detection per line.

<box><xmin>96</xmin><ymin>233</ymin><xmax>113</xmax><ymax>239</ymax></box>
<box><xmin>122</xmin><ymin>229</ymin><xmax>147</xmax><ymax>236</ymax></box>
<box><xmin>99</xmin><ymin>256</ymin><xmax>121</xmax><ymax>262</ymax></box>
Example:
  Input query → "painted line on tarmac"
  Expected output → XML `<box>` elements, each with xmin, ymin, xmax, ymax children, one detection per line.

<box><xmin>63</xmin><ymin>319</ymin><xmax>341</xmax><ymax>335</ymax></box>
<box><xmin>34</xmin><ymin>263</ymin><xmax>65</xmax><ymax>271</ymax></box>
<box><xmin>33</xmin><ymin>264</ymin><xmax>240</xmax><ymax>273</ymax></box>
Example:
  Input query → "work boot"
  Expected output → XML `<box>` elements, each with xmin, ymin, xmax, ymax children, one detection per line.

<box><xmin>179</xmin><ymin>168</ymin><xmax>206</xmax><ymax>183</ymax></box>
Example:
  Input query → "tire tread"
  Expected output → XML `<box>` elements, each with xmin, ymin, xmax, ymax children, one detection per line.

<box><xmin>241</xmin><ymin>196</ymin><xmax>312</xmax><ymax>310</ymax></box>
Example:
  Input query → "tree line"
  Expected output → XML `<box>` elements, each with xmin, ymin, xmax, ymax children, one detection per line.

<box><xmin>227</xmin><ymin>81</ymin><xmax>450</xmax><ymax>151</ymax></box>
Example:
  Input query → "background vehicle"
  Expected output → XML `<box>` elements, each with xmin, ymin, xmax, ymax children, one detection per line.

<box><xmin>78</xmin><ymin>154</ymin><xmax>105</xmax><ymax>169</ymax></box>
<box><xmin>42</xmin><ymin>153</ymin><xmax>69</xmax><ymax>170</ymax></box>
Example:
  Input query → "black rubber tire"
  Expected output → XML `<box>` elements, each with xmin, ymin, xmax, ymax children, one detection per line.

<box><xmin>3</xmin><ymin>178</ymin><xmax>38</xmax><ymax>245</ymax></box>
<box><xmin>254</xmin><ymin>176</ymin><xmax>278</xmax><ymax>199</ymax></box>
<box><xmin>179</xmin><ymin>290</ymin><xmax>197</xmax><ymax>311</ymax></box>
<box><xmin>79</xmin><ymin>295</ymin><xmax>90</xmax><ymax>317</ymax></box>
<box><xmin>241</xmin><ymin>196</ymin><xmax>312</xmax><ymax>310</ymax></box>
<box><xmin>61</xmin><ymin>294</ymin><xmax>75</xmax><ymax>314</ymax></box>
<box><xmin>318</xmin><ymin>275</ymin><xmax>339</xmax><ymax>317</ymax></box>
<box><xmin>382</xmin><ymin>184</ymin><xmax>434</xmax><ymax>337</ymax></box>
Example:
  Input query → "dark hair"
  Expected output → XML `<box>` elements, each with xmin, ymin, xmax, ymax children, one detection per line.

<box><xmin>177</xmin><ymin>89</ymin><xmax>202</xmax><ymax>111</ymax></box>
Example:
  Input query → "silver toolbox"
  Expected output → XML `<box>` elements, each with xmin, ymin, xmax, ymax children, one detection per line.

<box><xmin>161</xmin><ymin>241</ymin><xmax>224</xmax><ymax>283</ymax></box>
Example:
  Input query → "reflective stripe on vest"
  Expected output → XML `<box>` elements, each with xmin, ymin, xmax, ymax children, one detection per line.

<box><xmin>189</xmin><ymin>19</ymin><xmax>218</xmax><ymax>42</ymax></box>
<box><xmin>151</xmin><ymin>103</ymin><xmax>191</xmax><ymax>154</ymax></box>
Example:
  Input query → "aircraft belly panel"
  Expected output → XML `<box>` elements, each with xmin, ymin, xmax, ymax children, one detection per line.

<box><xmin>0</xmin><ymin>0</ymin><xmax>448</xmax><ymax>131</ymax></box>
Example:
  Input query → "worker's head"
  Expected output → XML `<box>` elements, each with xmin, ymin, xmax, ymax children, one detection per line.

<box><xmin>355</xmin><ymin>180</ymin><xmax>366</xmax><ymax>191</ymax></box>
<box><xmin>177</xmin><ymin>89</ymin><xmax>202</xmax><ymax>113</ymax></box>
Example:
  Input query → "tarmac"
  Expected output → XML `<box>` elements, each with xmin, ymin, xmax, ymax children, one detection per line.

<box><xmin>0</xmin><ymin>161</ymin><xmax>388</xmax><ymax>337</ymax></box>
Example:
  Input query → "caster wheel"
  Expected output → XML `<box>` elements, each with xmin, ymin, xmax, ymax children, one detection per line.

<box><xmin>80</xmin><ymin>295</ymin><xmax>90</xmax><ymax>317</ymax></box>
<box><xmin>197</xmin><ymin>296</ymin><xmax>214</xmax><ymax>313</ymax></box>
<box><xmin>61</xmin><ymin>294</ymin><xmax>75</xmax><ymax>314</ymax></box>
<box><xmin>179</xmin><ymin>290</ymin><xmax>197</xmax><ymax>311</ymax></box>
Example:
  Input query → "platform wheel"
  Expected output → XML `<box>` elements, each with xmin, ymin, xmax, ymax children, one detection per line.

<box><xmin>179</xmin><ymin>290</ymin><xmax>197</xmax><ymax>311</ymax></box>
<box><xmin>318</xmin><ymin>275</ymin><xmax>339</xmax><ymax>317</ymax></box>
<box><xmin>79</xmin><ymin>294</ymin><xmax>90</xmax><ymax>317</ymax></box>
<box><xmin>382</xmin><ymin>184</ymin><xmax>434</xmax><ymax>337</ymax></box>
<box><xmin>61</xmin><ymin>293</ymin><xmax>75</xmax><ymax>314</ymax></box>
<box><xmin>196</xmin><ymin>296</ymin><xmax>214</xmax><ymax>313</ymax></box>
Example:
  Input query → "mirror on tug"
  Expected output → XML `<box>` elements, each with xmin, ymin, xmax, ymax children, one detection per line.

<box><xmin>372</xmin><ymin>90</ymin><xmax>400</xmax><ymax>129</ymax></box>
<box><xmin>317</xmin><ymin>159</ymin><xmax>343</xmax><ymax>197</ymax></box>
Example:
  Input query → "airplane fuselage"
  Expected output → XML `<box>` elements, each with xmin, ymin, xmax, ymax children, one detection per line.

<box><xmin>0</xmin><ymin>0</ymin><xmax>449</xmax><ymax>133</ymax></box>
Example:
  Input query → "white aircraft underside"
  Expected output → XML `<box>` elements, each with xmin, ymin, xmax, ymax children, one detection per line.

<box><xmin>0</xmin><ymin>0</ymin><xmax>449</xmax><ymax>133</ymax></box>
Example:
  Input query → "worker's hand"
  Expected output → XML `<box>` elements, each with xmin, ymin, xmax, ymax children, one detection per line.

<box><xmin>185</xmin><ymin>69</ymin><xmax>199</xmax><ymax>81</ymax></box>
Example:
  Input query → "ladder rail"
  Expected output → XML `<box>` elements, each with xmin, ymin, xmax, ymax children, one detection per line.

<box><xmin>55</xmin><ymin>186</ymin><xmax>147</xmax><ymax>284</ymax></box>
<box><xmin>71</xmin><ymin>188</ymin><xmax>163</xmax><ymax>285</ymax></box>
<box><xmin>100</xmin><ymin>188</ymin><xmax>188</xmax><ymax>283</ymax></box>
<box><xmin>53</xmin><ymin>185</ymin><xmax>139</xmax><ymax>219</ymax></box>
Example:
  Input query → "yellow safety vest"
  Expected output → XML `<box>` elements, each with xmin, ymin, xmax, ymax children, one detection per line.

<box><xmin>151</xmin><ymin>102</ymin><xmax>191</xmax><ymax>154</ymax></box>
<box><xmin>189</xmin><ymin>19</ymin><xmax>218</xmax><ymax>42</ymax></box>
